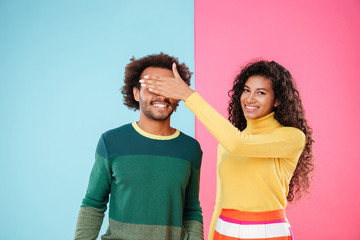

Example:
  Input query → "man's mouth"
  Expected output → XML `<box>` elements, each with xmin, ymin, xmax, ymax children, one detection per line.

<box><xmin>153</xmin><ymin>103</ymin><xmax>168</xmax><ymax>109</ymax></box>
<box><xmin>151</xmin><ymin>100</ymin><xmax>171</xmax><ymax>109</ymax></box>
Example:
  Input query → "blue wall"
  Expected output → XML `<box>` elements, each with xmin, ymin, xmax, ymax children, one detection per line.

<box><xmin>0</xmin><ymin>1</ymin><xmax>194</xmax><ymax>239</ymax></box>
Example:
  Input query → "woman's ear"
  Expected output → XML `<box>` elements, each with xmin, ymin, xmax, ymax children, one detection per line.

<box><xmin>274</xmin><ymin>99</ymin><xmax>280</xmax><ymax>107</ymax></box>
<box><xmin>133</xmin><ymin>87</ymin><xmax>140</xmax><ymax>102</ymax></box>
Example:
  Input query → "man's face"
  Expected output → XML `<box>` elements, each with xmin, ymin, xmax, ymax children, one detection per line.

<box><xmin>133</xmin><ymin>67</ymin><xmax>178</xmax><ymax>121</ymax></box>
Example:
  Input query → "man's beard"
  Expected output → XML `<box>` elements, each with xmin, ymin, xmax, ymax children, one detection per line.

<box><xmin>139</xmin><ymin>98</ymin><xmax>177</xmax><ymax>121</ymax></box>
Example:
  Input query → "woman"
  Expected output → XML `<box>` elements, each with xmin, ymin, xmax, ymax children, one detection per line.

<box><xmin>140</xmin><ymin>60</ymin><xmax>314</xmax><ymax>240</ymax></box>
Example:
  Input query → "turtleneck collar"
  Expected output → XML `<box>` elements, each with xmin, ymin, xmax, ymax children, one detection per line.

<box><xmin>245</xmin><ymin>112</ymin><xmax>281</xmax><ymax>134</ymax></box>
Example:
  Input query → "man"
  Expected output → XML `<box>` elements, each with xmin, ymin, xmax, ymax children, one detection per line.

<box><xmin>75</xmin><ymin>53</ymin><xmax>203</xmax><ymax>240</ymax></box>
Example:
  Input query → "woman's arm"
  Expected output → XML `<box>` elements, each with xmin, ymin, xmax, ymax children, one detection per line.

<box><xmin>141</xmin><ymin>64</ymin><xmax>305</xmax><ymax>158</ymax></box>
<box><xmin>185</xmin><ymin>93</ymin><xmax>306</xmax><ymax>158</ymax></box>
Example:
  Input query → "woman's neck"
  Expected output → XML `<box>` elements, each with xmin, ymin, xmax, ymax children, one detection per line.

<box><xmin>245</xmin><ymin>112</ymin><xmax>280</xmax><ymax>133</ymax></box>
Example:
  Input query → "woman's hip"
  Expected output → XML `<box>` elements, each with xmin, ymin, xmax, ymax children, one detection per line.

<box><xmin>214</xmin><ymin>208</ymin><xmax>294</xmax><ymax>240</ymax></box>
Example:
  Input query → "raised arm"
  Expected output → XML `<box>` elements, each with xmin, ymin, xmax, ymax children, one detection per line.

<box><xmin>185</xmin><ymin>92</ymin><xmax>305</xmax><ymax>158</ymax></box>
<box><xmin>141</xmin><ymin>66</ymin><xmax>305</xmax><ymax>159</ymax></box>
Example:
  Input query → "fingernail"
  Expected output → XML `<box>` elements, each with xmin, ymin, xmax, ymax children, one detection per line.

<box><xmin>141</xmin><ymin>83</ymin><xmax>146</xmax><ymax>87</ymax></box>
<box><xmin>139</xmin><ymin>79</ymin><xmax>144</xmax><ymax>83</ymax></box>
<box><xmin>149</xmin><ymin>88</ymin><xmax>153</xmax><ymax>91</ymax></box>
<box><xmin>144</xmin><ymin>75</ymin><xmax>149</xmax><ymax>79</ymax></box>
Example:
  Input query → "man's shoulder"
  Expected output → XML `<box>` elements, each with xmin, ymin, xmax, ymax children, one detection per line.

<box><xmin>178</xmin><ymin>131</ymin><xmax>201</xmax><ymax>148</ymax></box>
<box><xmin>176</xmin><ymin>132</ymin><xmax>202</xmax><ymax>168</ymax></box>
<box><xmin>102</xmin><ymin>123</ymin><xmax>134</xmax><ymax>139</ymax></box>
<box><xmin>96</xmin><ymin>123</ymin><xmax>137</xmax><ymax>159</ymax></box>
<box><xmin>176</xmin><ymin>132</ymin><xmax>202</xmax><ymax>167</ymax></box>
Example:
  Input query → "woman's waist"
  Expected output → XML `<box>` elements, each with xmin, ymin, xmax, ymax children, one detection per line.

<box><xmin>220</xmin><ymin>208</ymin><xmax>287</xmax><ymax>222</ymax></box>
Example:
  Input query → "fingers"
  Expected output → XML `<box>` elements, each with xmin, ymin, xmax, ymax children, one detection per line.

<box><xmin>139</xmin><ymin>81</ymin><xmax>163</xmax><ymax>95</ymax></box>
<box><xmin>147</xmin><ymin>87</ymin><xmax>162</xmax><ymax>95</ymax></box>
<box><xmin>172</xmin><ymin>63</ymin><xmax>181</xmax><ymax>79</ymax></box>
<box><xmin>139</xmin><ymin>80</ymin><xmax>154</xmax><ymax>90</ymax></box>
<box><xmin>143</xmin><ymin>75</ymin><xmax>171</xmax><ymax>81</ymax></box>
<box><xmin>139</xmin><ymin>79</ymin><xmax>162</xmax><ymax>87</ymax></box>
<box><xmin>140</xmin><ymin>74</ymin><xmax>173</xmax><ymax>89</ymax></box>
<box><xmin>139</xmin><ymin>79</ymin><xmax>162</xmax><ymax>93</ymax></box>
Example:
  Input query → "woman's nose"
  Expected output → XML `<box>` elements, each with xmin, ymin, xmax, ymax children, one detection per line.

<box><xmin>245</xmin><ymin>93</ymin><xmax>256</xmax><ymax>103</ymax></box>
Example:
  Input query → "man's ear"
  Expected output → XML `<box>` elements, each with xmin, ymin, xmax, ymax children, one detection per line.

<box><xmin>133</xmin><ymin>87</ymin><xmax>140</xmax><ymax>102</ymax></box>
<box><xmin>274</xmin><ymin>99</ymin><xmax>280</xmax><ymax>107</ymax></box>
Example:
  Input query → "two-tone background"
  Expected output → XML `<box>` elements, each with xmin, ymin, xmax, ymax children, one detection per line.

<box><xmin>1</xmin><ymin>0</ymin><xmax>359</xmax><ymax>239</ymax></box>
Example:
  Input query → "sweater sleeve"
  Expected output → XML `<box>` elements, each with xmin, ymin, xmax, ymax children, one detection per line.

<box><xmin>183</xmin><ymin>147</ymin><xmax>204</xmax><ymax>240</ymax></box>
<box><xmin>74</xmin><ymin>207</ymin><xmax>104</xmax><ymax>240</ymax></box>
<box><xmin>185</xmin><ymin>93</ymin><xmax>305</xmax><ymax>158</ymax></box>
<box><xmin>208</xmin><ymin>145</ymin><xmax>223</xmax><ymax>240</ymax></box>
<box><xmin>75</xmin><ymin>135</ymin><xmax>112</xmax><ymax>239</ymax></box>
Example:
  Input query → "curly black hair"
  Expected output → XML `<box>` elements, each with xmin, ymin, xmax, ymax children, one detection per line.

<box><xmin>228</xmin><ymin>60</ymin><xmax>314</xmax><ymax>202</ymax></box>
<box><xmin>121</xmin><ymin>53</ymin><xmax>192</xmax><ymax>110</ymax></box>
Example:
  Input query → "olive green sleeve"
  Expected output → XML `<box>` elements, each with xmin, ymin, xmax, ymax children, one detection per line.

<box><xmin>183</xmin><ymin>220</ymin><xmax>204</xmax><ymax>240</ymax></box>
<box><xmin>74</xmin><ymin>207</ymin><xmax>105</xmax><ymax>240</ymax></box>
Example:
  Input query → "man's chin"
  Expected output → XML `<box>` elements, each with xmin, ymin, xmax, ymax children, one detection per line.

<box><xmin>151</xmin><ymin>111</ymin><xmax>174</xmax><ymax>121</ymax></box>
<box><xmin>151</xmin><ymin>114</ymin><xmax>172</xmax><ymax>121</ymax></box>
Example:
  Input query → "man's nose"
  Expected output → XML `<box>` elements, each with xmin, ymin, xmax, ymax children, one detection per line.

<box><xmin>157</xmin><ymin>95</ymin><xmax>166</xmax><ymax>100</ymax></box>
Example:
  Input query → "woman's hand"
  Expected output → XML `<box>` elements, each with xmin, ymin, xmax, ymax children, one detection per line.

<box><xmin>139</xmin><ymin>63</ymin><xmax>195</xmax><ymax>101</ymax></box>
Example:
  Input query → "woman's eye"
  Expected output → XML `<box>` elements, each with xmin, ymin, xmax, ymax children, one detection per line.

<box><xmin>257</xmin><ymin>91</ymin><xmax>265</xmax><ymax>95</ymax></box>
<box><xmin>243</xmin><ymin>89</ymin><xmax>250</xmax><ymax>93</ymax></box>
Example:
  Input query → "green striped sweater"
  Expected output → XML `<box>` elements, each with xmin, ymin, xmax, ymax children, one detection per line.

<box><xmin>75</xmin><ymin>122</ymin><xmax>203</xmax><ymax>240</ymax></box>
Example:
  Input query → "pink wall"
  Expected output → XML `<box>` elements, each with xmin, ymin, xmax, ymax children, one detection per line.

<box><xmin>195</xmin><ymin>0</ymin><xmax>360</xmax><ymax>239</ymax></box>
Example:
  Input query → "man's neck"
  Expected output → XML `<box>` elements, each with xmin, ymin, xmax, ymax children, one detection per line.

<box><xmin>136</xmin><ymin>117</ymin><xmax>175</xmax><ymax>136</ymax></box>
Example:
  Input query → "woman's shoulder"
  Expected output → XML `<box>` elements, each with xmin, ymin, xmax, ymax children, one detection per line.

<box><xmin>274</xmin><ymin>125</ymin><xmax>306</xmax><ymax>143</ymax></box>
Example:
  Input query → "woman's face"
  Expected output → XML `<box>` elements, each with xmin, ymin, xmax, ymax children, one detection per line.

<box><xmin>240</xmin><ymin>76</ymin><xmax>279</xmax><ymax>119</ymax></box>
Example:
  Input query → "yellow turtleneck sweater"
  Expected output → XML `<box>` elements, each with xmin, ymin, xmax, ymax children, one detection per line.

<box><xmin>185</xmin><ymin>93</ymin><xmax>305</xmax><ymax>240</ymax></box>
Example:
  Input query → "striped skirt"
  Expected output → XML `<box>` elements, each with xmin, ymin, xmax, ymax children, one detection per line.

<box><xmin>214</xmin><ymin>209</ymin><xmax>293</xmax><ymax>240</ymax></box>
